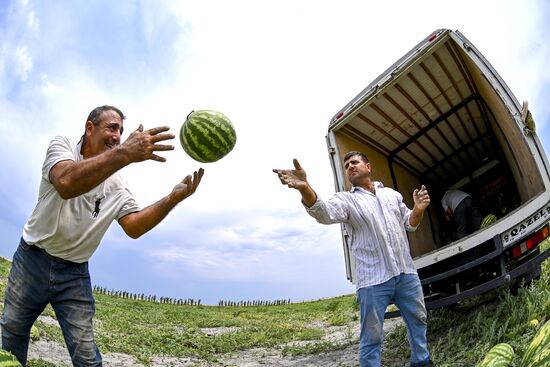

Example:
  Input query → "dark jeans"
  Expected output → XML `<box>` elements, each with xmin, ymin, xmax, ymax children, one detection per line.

<box><xmin>454</xmin><ymin>196</ymin><xmax>482</xmax><ymax>239</ymax></box>
<box><xmin>1</xmin><ymin>239</ymin><xmax>102</xmax><ymax>366</ymax></box>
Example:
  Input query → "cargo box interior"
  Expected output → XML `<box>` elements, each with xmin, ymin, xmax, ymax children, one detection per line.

<box><xmin>328</xmin><ymin>31</ymin><xmax>545</xmax><ymax>258</ymax></box>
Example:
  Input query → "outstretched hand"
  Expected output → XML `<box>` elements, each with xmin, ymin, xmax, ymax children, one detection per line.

<box><xmin>413</xmin><ymin>184</ymin><xmax>430</xmax><ymax>210</ymax></box>
<box><xmin>273</xmin><ymin>159</ymin><xmax>309</xmax><ymax>191</ymax></box>
<box><xmin>122</xmin><ymin>124</ymin><xmax>175</xmax><ymax>163</ymax></box>
<box><xmin>171</xmin><ymin>168</ymin><xmax>205</xmax><ymax>203</ymax></box>
<box><xmin>117</xmin><ymin>167</ymin><xmax>205</xmax><ymax>239</ymax></box>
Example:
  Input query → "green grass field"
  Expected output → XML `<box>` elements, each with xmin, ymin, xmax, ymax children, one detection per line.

<box><xmin>0</xmin><ymin>238</ymin><xmax>548</xmax><ymax>366</ymax></box>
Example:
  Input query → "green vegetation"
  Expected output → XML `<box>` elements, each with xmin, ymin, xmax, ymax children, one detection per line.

<box><xmin>0</xmin><ymin>257</ymin><xmax>11</xmax><ymax>277</ymax></box>
<box><xmin>0</xmin><ymin>239</ymin><xmax>548</xmax><ymax>366</ymax></box>
<box><xmin>28</xmin><ymin>361</ymin><xmax>58</xmax><ymax>367</ymax></box>
<box><xmin>385</xmin><ymin>239</ymin><xmax>550</xmax><ymax>366</ymax></box>
<box><xmin>90</xmin><ymin>293</ymin><xmax>356</xmax><ymax>364</ymax></box>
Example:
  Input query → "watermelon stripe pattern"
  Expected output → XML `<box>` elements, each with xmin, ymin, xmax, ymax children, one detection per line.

<box><xmin>520</xmin><ymin>319</ymin><xmax>550</xmax><ymax>367</ymax></box>
<box><xmin>478</xmin><ymin>343</ymin><xmax>514</xmax><ymax>367</ymax></box>
<box><xmin>480</xmin><ymin>214</ymin><xmax>497</xmax><ymax>229</ymax></box>
<box><xmin>0</xmin><ymin>349</ymin><xmax>22</xmax><ymax>366</ymax></box>
<box><xmin>180</xmin><ymin>110</ymin><xmax>236</xmax><ymax>163</ymax></box>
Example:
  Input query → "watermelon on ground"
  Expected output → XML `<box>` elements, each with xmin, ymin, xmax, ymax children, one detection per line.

<box><xmin>0</xmin><ymin>349</ymin><xmax>22</xmax><ymax>366</ymax></box>
<box><xmin>520</xmin><ymin>319</ymin><xmax>550</xmax><ymax>367</ymax></box>
<box><xmin>180</xmin><ymin>110</ymin><xmax>236</xmax><ymax>163</ymax></box>
<box><xmin>477</xmin><ymin>343</ymin><xmax>514</xmax><ymax>367</ymax></box>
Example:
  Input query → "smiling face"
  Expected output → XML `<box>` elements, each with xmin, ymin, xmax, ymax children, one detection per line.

<box><xmin>82</xmin><ymin>109</ymin><xmax>124</xmax><ymax>158</ymax></box>
<box><xmin>344</xmin><ymin>154</ymin><xmax>371</xmax><ymax>188</ymax></box>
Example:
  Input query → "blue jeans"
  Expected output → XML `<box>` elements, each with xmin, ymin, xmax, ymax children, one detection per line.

<box><xmin>1</xmin><ymin>239</ymin><xmax>102</xmax><ymax>366</ymax></box>
<box><xmin>357</xmin><ymin>273</ymin><xmax>430</xmax><ymax>367</ymax></box>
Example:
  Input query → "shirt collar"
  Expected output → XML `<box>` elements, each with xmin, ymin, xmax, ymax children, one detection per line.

<box><xmin>350</xmin><ymin>181</ymin><xmax>384</xmax><ymax>193</ymax></box>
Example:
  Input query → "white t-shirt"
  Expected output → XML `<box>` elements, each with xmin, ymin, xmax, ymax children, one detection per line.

<box><xmin>22</xmin><ymin>136</ymin><xmax>140</xmax><ymax>263</ymax></box>
<box><xmin>441</xmin><ymin>190</ymin><xmax>469</xmax><ymax>213</ymax></box>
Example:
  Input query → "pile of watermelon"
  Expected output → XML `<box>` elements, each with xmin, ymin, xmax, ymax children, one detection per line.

<box><xmin>477</xmin><ymin>319</ymin><xmax>550</xmax><ymax>366</ymax></box>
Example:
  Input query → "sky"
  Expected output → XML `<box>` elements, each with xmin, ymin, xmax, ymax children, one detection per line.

<box><xmin>1</xmin><ymin>0</ymin><xmax>549</xmax><ymax>305</ymax></box>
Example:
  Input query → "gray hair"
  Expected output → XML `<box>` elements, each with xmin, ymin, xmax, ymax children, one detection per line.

<box><xmin>80</xmin><ymin>105</ymin><xmax>125</xmax><ymax>143</ymax></box>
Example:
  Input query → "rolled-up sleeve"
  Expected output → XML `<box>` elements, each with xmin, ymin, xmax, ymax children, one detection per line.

<box><xmin>398</xmin><ymin>195</ymin><xmax>418</xmax><ymax>232</ymax></box>
<box><xmin>305</xmin><ymin>195</ymin><xmax>349</xmax><ymax>225</ymax></box>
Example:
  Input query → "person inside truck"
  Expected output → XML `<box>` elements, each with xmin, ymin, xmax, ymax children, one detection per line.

<box><xmin>273</xmin><ymin>151</ymin><xmax>434</xmax><ymax>367</ymax></box>
<box><xmin>441</xmin><ymin>189</ymin><xmax>482</xmax><ymax>239</ymax></box>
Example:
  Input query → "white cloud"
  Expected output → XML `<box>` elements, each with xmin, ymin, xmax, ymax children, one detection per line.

<box><xmin>140</xmin><ymin>208</ymin><xmax>341</xmax><ymax>282</ymax></box>
<box><xmin>13</xmin><ymin>46</ymin><xmax>33</xmax><ymax>80</ymax></box>
<box><xmin>26</xmin><ymin>9</ymin><xmax>39</xmax><ymax>32</ymax></box>
<box><xmin>1</xmin><ymin>0</ymin><xmax>549</xmax><ymax>302</ymax></box>
<box><xmin>40</xmin><ymin>74</ymin><xmax>62</xmax><ymax>95</ymax></box>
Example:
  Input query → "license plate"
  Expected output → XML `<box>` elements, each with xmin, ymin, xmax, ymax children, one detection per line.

<box><xmin>501</xmin><ymin>203</ymin><xmax>550</xmax><ymax>246</ymax></box>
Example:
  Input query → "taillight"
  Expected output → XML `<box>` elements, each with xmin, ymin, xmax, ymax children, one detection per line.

<box><xmin>335</xmin><ymin>111</ymin><xmax>344</xmax><ymax>120</ymax></box>
<box><xmin>428</xmin><ymin>34</ymin><xmax>438</xmax><ymax>42</ymax></box>
<box><xmin>512</xmin><ymin>245</ymin><xmax>524</xmax><ymax>258</ymax></box>
<box><xmin>526</xmin><ymin>225</ymin><xmax>549</xmax><ymax>249</ymax></box>
<box><xmin>511</xmin><ymin>224</ymin><xmax>549</xmax><ymax>259</ymax></box>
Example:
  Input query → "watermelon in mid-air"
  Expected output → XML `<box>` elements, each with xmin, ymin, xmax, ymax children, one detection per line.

<box><xmin>180</xmin><ymin>110</ymin><xmax>236</xmax><ymax>163</ymax></box>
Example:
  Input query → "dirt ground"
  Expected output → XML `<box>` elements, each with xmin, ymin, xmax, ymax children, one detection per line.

<box><xmin>23</xmin><ymin>316</ymin><xmax>407</xmax><ymax>367</ymax></box>
<box><xmin>0</xmin><ymin>274</ymin><xmax>408</xmax><ymax>367</ymax></box>
<box><xmin>21</xmin><ymin>316</ymin><xmax>406</xmax><ymax>367</ymax></box>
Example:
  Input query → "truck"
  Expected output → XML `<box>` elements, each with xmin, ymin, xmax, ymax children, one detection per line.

<box><xmin>326</xmin><ymin>28</ymin><xmax>550</xmax><ymax>315</ymax></box>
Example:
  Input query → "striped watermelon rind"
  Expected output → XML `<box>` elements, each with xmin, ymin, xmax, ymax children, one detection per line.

<box><xmin>180</xmin><ymin>110</ymin><xmax>236</xmax><ymax>163</ymax></box>
<box><xmin>0</xmin><ymin>349</ymin><xmax>22</xmax><ymax>366</ymax></box>
<box><xmin>520</xmin><ymin>319</ymin><xmax>550</xmax><ymax>367</ymax></box>
<box><xmin>523</xmin><ymin>345</ymin><xmax>550</xmax><ymax>367</ymax></box>
<box><xmin>478</xmin><ymin>343</ymin><xmax>514</xmax><ymax>367</ymax></box>
<box><xmin>480</xmin><ymin>214</ymin><xmax>497</xmax><ymax>229</ymax></box>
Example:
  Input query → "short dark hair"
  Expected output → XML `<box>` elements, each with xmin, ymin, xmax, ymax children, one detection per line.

<box><xmin>86</xmin><ymin>105</ymin><xmax>125</xmax><ymax>126</ymax></box>
<box><xmin>343</xmin><ymin>151</ymin><xmax>369</xmax><ymax>164</ymax></box>
<box><xmin>80</xmin><ymin>105</ymin><xmax>125</xmax><ymax>144</ymax></box>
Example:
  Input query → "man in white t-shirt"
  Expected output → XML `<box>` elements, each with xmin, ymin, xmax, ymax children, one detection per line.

<box><xmin>441</xmin><ymin>189</ymin><xmax>482</xmax><ymax>239</ymax></box>
<box><xmin>1</xmin><ymin>105</ymin><xmax>204</xmax><ymax>366</ymax></box>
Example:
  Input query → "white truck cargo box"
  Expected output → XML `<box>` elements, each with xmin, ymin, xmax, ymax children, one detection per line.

<box><xmin>326</xmin><ymin>29</ymin><xmax>550</xmax><ymax>313</ymax></box>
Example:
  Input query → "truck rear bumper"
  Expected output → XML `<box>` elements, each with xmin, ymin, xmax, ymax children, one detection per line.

<box><xmin>385</xmin><ymin>246</ymin><xmax>549</xmax><ymax>319</ymax></box>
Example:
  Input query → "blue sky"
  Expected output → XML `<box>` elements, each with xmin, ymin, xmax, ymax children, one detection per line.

<box><xmin>1</xmin><ymin>0</ymin><xmax>549</xmax><ymax>305</ymax></box>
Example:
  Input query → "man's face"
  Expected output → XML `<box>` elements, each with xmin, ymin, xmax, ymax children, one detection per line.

<box><xmin>344</xmin><ymin>155</ymin><xmax>371</xmax><ymax>186</ymax></box>
<box><xmin>85</xmin><ymin>110</ymin><xmax>124</xmax><ymax>156</ymax></box>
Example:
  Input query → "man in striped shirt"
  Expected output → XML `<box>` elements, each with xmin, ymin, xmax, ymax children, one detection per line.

<box><xmin>274</xmin><ymin>151</ymin><xmax>433</xmax><ymax>367</ymax></box>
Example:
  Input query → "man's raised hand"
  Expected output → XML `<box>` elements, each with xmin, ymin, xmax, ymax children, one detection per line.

<box><xmin>413</xmin><ymin>184</ymin><xmax>430</xmax><ymax>210</ymax></box>
<box><xmin>171</xmin><ymin>168</ymin><xmax>205</xmax><ymax>203</ymax></box>
<box><xmin>122</xmin><ymin>124</ymin><xmax>175</xmax><ymax>163</ymax></box>
<box><xmin>272</xmin><ymin>159</ymin><xmax>309</xmax><ymax>191</ymax></box>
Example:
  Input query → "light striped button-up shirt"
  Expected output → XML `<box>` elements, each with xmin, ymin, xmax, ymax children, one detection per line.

<box><xmin>306</xmin><ymin>181</ymin><xmax>418</xmax><ymax>290</ymax></box>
